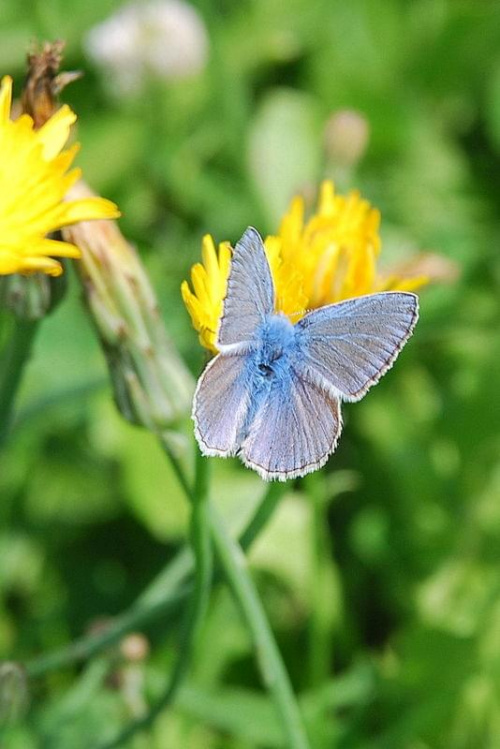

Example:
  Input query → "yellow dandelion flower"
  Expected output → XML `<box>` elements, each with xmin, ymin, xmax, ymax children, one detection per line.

<box><xmin>0</xmin><ymin>76</ymin><xmax>120</xmax><ymax>277</ymax></box>
<box><xmin>278</xmin><ymin>181</ymin><xmax>428</xmax><ymax>307</ymax></box>
<box><xmin>182</xmin><ymin>180</ymin><xmax>428</xmax><ymax>353</ymax></box>
<box><xmin>181</xmin><ymin>235</ymin><xmax>232</xmax><ymax>352</ymax></box>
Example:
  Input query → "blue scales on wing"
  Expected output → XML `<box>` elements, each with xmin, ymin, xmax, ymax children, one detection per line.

<box><xmin>217</xmin><ymin>227</ymin><xmax>275</xmax><ymax>349</ymax></box>
<box><xmin>193</xmin><ymin>353</ymin><xmax>251</xmax><ymax>457</ymax></box>
<box><xmin>240</xmin><ymin>367</ymin><xmax>342</xmax><ymax>481</ymax></box>
<box><xmin>295</xmin><ymin>292</ymin><xmax>419</xmax><ymax>402</ymax></box>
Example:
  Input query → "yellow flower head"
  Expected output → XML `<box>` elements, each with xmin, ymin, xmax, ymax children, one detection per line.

<box><xmin>0</xmin><ymin>76</ymin><xmax>120</xmax><ymax>277</ymax></box>
<box><xmin>181</xmin><ymin>235</ymin><xmax>232</xmax><ymax>351</ymax></box>
<box><xmin>182</xmin><ymin>180</ymin><xmax>428</xmax><ymax>353</ymax></box>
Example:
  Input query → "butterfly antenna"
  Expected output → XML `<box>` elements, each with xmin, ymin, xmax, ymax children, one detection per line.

<box><xmin>289</xmin><ymin>307</ymin><xmax>308</xmax><ymax>322</ymax></box>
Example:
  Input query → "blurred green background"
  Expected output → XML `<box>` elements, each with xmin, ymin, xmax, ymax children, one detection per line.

<box><xmin>2</xmin><ymin>0</ymin><xmax>500</xmax><ymax>746</ymax></box>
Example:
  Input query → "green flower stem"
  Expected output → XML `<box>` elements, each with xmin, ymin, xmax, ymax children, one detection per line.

<box><xmin>26</xmin><ymin>424</ymin><xmax>303</xmax><ymax>746</ymax></box>
<box><xmin>0</xmin><ymin>317</ymin><xmax>39</xmax><ymax>447</ymax></box>
<box><xmin>209</xmin><ymin>502</ymin><xmax>310</xmax><ymax>749</ymax></box>
<box><xmin>98</xmin><ymin>449</ymin><xmax>213</xmax><ymax>749</ymax></box>
<box><xmin>239</xmin><ymin>481</ymin><xmax>283</xmax><ymax>550</ymax></box>
<box><xmin>157</xmin><ymin>431</ymin><xmax>193</xmax><ymax>498</ymax></box>
<box><xmin>25</xmin><ymin>476</ymin><xmax>283</xmax><ymax>678</ymax></box>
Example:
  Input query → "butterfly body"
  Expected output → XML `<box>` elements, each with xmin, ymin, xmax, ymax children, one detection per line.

<box><xmin>214</xmin><ymin>312</ymin><xmax>298</xmax><ymax>448</ymax></box>
<box><xmin>248</xmin><ymin>312</ymin><xmax>296</xmax><ymax>376</ymax></box>
<box><xmin>193</xmin><ymin>227</ymin><xmax>419</xmax><ymax>481</ymax></box>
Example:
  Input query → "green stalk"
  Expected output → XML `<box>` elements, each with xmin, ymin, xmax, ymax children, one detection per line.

<box><xmin>0</xmin><ymin>317</ymin><xmax>39</xmax><ymax>447</ymax></box>
<box><xmin>26</xmin><ymin>432</ymin><xmax>303</xmax><ymax>746</ymax></box>
<box><xmin>98</xmin><ymin>450</ymin><xmax>212</xmax><ymax>749</ymax></box>
<box><xmin>239</xmin><ymin>481</ymin><xmax>283</xmax><ymax>550</ymax></box>
<box><xmin>209</xmin><ymin>503</ymin><xmax>310</xmax><ymax>749</ymax></box>
<box><xmin>25</xmin><ymin>483</ymin><xmax>284</xmax><ymax>678</ymax></box>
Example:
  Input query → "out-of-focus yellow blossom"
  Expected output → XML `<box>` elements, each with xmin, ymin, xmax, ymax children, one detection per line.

<box><xmin>0</xmin><ymin>76</ymin><xmax>119</xmax><ymax>277</ymax></box>
<box><xmin>182</xmin><ymin>180</ymin><xmax>428</xmax><ymax>353</ymax></box>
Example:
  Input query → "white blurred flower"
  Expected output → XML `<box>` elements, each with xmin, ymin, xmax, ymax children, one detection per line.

<box><xmin>85</xmin><ymin>0</ymin><xmax>209</xmax><ymax>94</ymax></box>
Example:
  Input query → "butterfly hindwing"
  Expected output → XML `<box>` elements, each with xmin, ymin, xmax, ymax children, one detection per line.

<box><xmin>193</xmin><ymin>353</ymin><xmax>251</xmax><ymax>457</ymax></box>
<box><xmin>241</xmin><ymin>366</ymin><xmax>342</xmax><ymax>481</ymax></box>
<box><xmin>295</xmin><ymin>292</ymin><xmax>418</xmax><ymax>401</ymax></box>
<box><xmin>217</xmin><ymin>227</ymin><xmax>275</xmax><ymax>349</ymax></box>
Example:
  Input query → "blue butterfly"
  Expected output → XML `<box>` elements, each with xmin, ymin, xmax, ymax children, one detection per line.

<box><xmin>193</xmin><ymin>227</ymin><xmax>419</xmax><ymax>481</ymax></box>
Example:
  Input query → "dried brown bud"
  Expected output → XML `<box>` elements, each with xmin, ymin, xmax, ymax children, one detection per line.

<box><xmin>22</xmin><ymin>40</ymin><xmax>82</xmax><ymax>128</ymax></box>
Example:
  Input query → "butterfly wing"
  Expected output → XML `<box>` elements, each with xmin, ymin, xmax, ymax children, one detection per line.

<box><xmin>241</xmin><ymin>367</ymin><xmax>342</xmax><ymax>481</ymax></box>
<box><xmin>193</xmin><ymin>353</ymin><xmax>251</xmax><ymax>457</ymax></box>
<box><xmin>295</xmin><ymin>291</ymin><xmax>418</xmax><ymax>402</ymax></box>
<box><xmin>217</xmin><ymin>227</ymin><xmax>275</xmax><ymax>350</ymax></box>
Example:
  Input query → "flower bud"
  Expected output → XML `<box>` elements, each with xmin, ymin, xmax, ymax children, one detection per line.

<box><xmin>22</xmin><ymin>40</ymin><xmax>82</xmax><ymax>128</ymax></box>
<box><xmin>120</xmin><ymin>633</ymin><xmax>150</xmax><ymax>662</ymax></box>
<box><xmin>324</xmin><ymin>110</ymin><xmax>370</xmax><ymax>170</ymax></box>
<box><xmin>0</xmin><ymin>270</ymin><xmax>66</xmax><ymax>321</ymax></box>
<box><xmin>63</xmin><ymin>181</ymin><xmax>194</xmax><ymax>430</ymax></box>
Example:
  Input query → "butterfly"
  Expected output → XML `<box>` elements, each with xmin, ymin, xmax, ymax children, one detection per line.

<box><xmin>193</xmin><ymin>227</ymin><xmax>419</xmax><ymax>481</ymax></box>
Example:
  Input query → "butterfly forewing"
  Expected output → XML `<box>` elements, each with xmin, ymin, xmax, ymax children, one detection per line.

<box><xmin>295</xmin><ymin>292</ymin><xmax>418</xmax><ymax>401</ymax></box>
<box><xmin>217</xmin><ymin>227</ymin><xmax>275</xmax><ymax>349</ymax></box>
<box><xmin>241</xmin><ymin>368</ymin><xmax>342</xmax><ymax>481</ymax></box>
<box><xmin>194</xmin><ymin>354</ymin><xmax>251</xmax><ymax>457</ymax></box>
